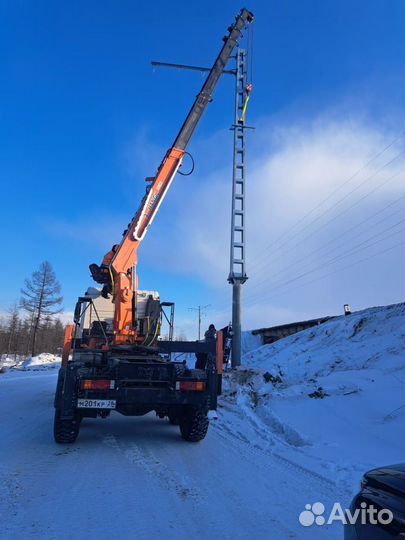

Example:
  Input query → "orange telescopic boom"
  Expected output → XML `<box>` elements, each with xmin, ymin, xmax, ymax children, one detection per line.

<box><xmin>89</xmin><ymin>8</ymin><xmax>254</xmax><ymax>345</ymax></box>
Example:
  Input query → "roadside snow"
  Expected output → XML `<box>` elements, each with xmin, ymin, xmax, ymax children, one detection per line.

<box><xmin>0</xmin><ymin>356</ymin><xmax>19</xmax><ymax>371</ymax></box>
<box><xmin>21</xmin><ymin>353</ymin><xmax>61</xmax><ymax>370</ymax></box>
<box><xmin>223</xmin><ymin>302</ymin><xmax>405</xmax><ymax>494</ymax></box>
<box><xmin>0</xmin><ymin>353</ymin><xmax>61</xmax><ymax>373</ymax></box>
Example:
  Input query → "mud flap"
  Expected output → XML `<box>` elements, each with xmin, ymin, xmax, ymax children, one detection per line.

<box><xmin>58</xmin><ymin>364</ymin><xmax>79</xmax><ymax>420</ymax></box>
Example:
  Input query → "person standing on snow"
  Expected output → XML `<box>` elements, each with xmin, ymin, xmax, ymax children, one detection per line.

<box><xmin>195</xmin><ymin>324</ymin><xmax>217</xmax><ymax>370</ymax></box>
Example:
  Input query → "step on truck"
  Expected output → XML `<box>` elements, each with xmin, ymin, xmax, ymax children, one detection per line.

<box><xmin>53</xmin><ymin>8</ymin><xmax>254</xmax><ymax>443</ymax></box>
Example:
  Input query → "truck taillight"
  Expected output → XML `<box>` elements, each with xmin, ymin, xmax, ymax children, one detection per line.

<box><xmin>179</xmin><ymin>381</ymin><xmax>205</xmax><ymax>392</ymax></box>
<box><xmin>82</xmin><ymin>379</ymin><xmax>115</xmax><ymax>390</ymax></box>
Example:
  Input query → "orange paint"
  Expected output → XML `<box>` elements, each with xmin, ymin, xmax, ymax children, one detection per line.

<box><xmin>106</xmin><ymin>147</ymin><xmax>185</xmax><ymax>343</ymax></box>
<box><xmin>62</xmin><ymin>324</ymin><xmax>74</xmax><ymax>366</ymax></box>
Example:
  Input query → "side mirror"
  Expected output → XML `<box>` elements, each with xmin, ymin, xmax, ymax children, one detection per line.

<box><xmin>73</xmin><ymin>301</ymin><xmax>82</xmax><ymax>324</ymax></box>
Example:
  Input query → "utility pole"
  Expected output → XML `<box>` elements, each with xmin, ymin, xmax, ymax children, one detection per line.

<box><xmin>188</xmin><ymin>304</ymin><xmax>210</xmax><ymax>340</ymax></box>
<box><xmin>228</xmin><ymin>48</ymin><xmax>252</xmax><ymax>368</ymax></box>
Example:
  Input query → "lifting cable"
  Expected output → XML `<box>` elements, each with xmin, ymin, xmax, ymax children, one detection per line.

<box><xmin>240</xmin><ymin>22</ymin><xmax>254</xmax><ymax>123</ymax></box>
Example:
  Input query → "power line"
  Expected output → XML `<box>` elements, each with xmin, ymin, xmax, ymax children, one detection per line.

<box><xmin>212</xmin><ymin>236</ymin><xmax>404</xmax><ymax>315</ymax></box>
<box><xmin>188</xmin><ymin>304</ymin><xmax>210</xmax><ymax>340</ymax></box>
<box><xmin>244</xmin><ymin>240</ymin><xmax>404</xmax><ymax>307</ymax></box>
<box><xmin>249</xmin><ymin>133</ymin><xmax>404</xmax><ymax>269</ymax></box>
<box><xmin>247</xmin><ymin>195</ymin><xmax>405</xmax><ymax>294</ymax></box>
<box><xmin>245</xmin><ymin>223</ymin><xmax>404</xmax><ymax>305</ymax></box>
<box><xmin>250</xmin><ymin>150</ymin><xmax>405</xmax><ymax>273</ymax></box>
<box><xmin>249</xmin><ymin>167</ymin><xmax>404</xmax><ymax>276</ymax></box>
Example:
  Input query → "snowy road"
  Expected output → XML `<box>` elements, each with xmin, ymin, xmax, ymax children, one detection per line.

<box><xmin>0</xmin><ymin>369</ymin><xmax>350</xmax><ymax>540</ymax></box>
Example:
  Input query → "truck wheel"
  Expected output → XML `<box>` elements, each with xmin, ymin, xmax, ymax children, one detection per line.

<box><xmin>54</xmin><ymin>410</ymin><xmax>81</xmax><ymax>444</ymax></box>
<box><xmin>179</xmin><ymin>407</ymin><xmax>209</xmax><ymax>442</ymax></box>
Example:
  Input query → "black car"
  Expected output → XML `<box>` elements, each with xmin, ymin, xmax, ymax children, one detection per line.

<box><xmin>345</xmin><ymin>463</ymin><xmax>405</xmax><ymax>539</ymax></box>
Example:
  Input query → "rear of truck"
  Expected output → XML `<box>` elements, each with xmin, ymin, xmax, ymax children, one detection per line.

<box><xmin>54</xmin><ymin>341</ymin><xmax>221</xmax><ymax>444</ymax></box>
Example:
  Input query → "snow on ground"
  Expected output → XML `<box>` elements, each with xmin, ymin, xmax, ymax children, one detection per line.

<box><xmin>224</xmin><ymin>302</ymin><xmax>405</xmax><ymax>495</ymax></box>
<box><xmin>0</xmin><ymin>353</ymin><xmax>61</xmax><ymax>373</ymax></box>
<box><xmin>1</xmin><ymin>354</ymin><xmax>61</xmax><ymax>373</ymax></box>
<box><xmin>21</xmin><ymin>353</ymin><xmax>61</xmax><ymax>371</ymax></box>
<box><xmin>0</xmin><ymin>356</ymin><xmax>19</xmax><ymax>371</ymax></box>
<box><xmin>0</xmin><ymin>303</ymin><xmax>403</xmax><ymax>539</ymax></box>
<box><xmin>0</xmin><ymin>368</ymin><xmax>348</xmax><ymax>540</ymax></box>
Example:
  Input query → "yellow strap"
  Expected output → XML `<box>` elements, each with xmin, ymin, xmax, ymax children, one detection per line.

<box><xmin>144</xmin><ymin>320</ymin><xmax>160</xmax><ymax>347</ymax></box>
<box><xmin>140</xmin><ymin>316</ymin><xmax>150</xmax><ymax>345</ymax></box>
<box><xmin>240</xmin><ymin>95</ymin><xmax>250</xmax><ymax>123</ymax></box>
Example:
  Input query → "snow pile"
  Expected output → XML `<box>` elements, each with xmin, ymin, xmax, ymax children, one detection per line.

<box><xmin>224</xmin><ymin>303</ymin><xmax>405</xmax><ymax>492</ymax></box>
<box><xmin>1</xmin><ymin>353</ymin><xmax>61</xmax><ymax>373</ymax></box>
<box><xmin>0</xmin><ymin>356</ymin><xmax>20</xmax><ymax>372</ymax></box>
<box><xmin>241</xmin><ymin>329</ymin><xmax>262</xmax><ymax>354</ymax></box>
<box><xmin>21</xmin><ymin>353</ymin><xmax>61</xmax><ymax>371</ymax></box>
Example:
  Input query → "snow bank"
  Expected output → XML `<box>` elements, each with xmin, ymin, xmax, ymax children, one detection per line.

<box><xmin>241</xmin><ymin>329</ymin><xmax>262</xmax><ymax>354</ymax></box>
<box><xmin>0</xmin><ymin>356</ymin><xmax>20</xmax><ymax>372</ymax></box>
<box><xmin>223</xmin><ymin>303</ymin><xmax>405</xmax><ymax>493</ymax></box>
<box><xmin>21</xmin><ymin>353</ymin><xmax>61</xmax><ymax>371</ymax></box>
<box><xmin>243</xmin><ymin>303</ymin><xmax>404</xmax><ymax>380</ymax></box>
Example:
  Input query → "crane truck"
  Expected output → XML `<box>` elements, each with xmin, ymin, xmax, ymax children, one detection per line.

<box><xmin>53</xmin><ymin>7</ymin><xmax>254</xmax><ymax>443</ymax></box>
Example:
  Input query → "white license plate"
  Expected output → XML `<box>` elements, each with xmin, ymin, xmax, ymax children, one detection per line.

<box><xmin>77</xmin><ymin>399</ymin><xmax>116</xmax><ymax>409</ymax></box>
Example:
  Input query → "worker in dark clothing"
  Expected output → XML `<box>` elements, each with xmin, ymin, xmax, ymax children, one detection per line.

<box><xmin>221</xmin><ymin>322</ymin><xmax>233</xmax><ymax>366</ymax></box>
<box><xmin>195</xmin><ymin>324</ymin><xmax>216</xmax><ymax>370</ymax></box>
<box><xmin>89</xmin><ymin>244</ymin><xmax>119</xmax><ymax>298</ymax></box>
<box><xmin>204</xmin><ymin>324</ymin><xmax>216</xmax><ymax>342</ymax></box>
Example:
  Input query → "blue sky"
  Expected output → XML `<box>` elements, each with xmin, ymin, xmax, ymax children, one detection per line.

<box><xmin>1</xmin><ymin>1</ymin><xmax>404</xmax><ymax>337</ymax></box>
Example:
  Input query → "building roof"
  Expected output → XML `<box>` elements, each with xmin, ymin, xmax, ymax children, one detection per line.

<box><xmin>251</xmin><ymin>316</ymin><xmax>332</xmax><ymax>335</ymax></box>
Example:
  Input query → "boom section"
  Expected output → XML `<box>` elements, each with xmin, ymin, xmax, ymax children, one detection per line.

<box><xmin>173</xmin><ymin>7</ymin><xmax>254</xmax><ymax>151</ymax></box>
<box><xmin>114</xmin><ymin>7</ymin><xmax>254</xmax><ymax>254</ymax></box>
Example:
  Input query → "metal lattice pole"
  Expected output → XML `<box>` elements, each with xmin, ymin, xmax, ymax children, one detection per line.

<box><xmin>228</xmin><ymin>49</ymin><xmax>248</xmax><ymax>368</ymax></box>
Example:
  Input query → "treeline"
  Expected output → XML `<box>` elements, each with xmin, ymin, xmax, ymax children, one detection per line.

<box><xmin>0</xmin><ymin>308</ymin><xmax>66</xmax><ymax>359</ymax></box>
<box><xmin>0</xmin><ymin>260</ymin><xmax>66</xmax><ymax>359</ymax></box>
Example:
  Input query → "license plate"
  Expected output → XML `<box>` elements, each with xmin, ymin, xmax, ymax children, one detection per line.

<box><xmin>77</xmin><ymin>399</ymin><xmax>116</xmax><ymax>409</ymax></box>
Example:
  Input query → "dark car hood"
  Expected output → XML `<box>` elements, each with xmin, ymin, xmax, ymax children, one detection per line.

<box><xmin>364</xmin><ymin>463</ymin><xmax>405</xmax><ymax>498</ymax></box>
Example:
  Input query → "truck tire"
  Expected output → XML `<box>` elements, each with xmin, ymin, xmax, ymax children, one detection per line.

<box><xmin>54</xmin><ymin>410</ymin><xmax>81</xmax><ymax>444</ymax></box>
<box><xmin>179</xmin><ymin>407</ymin><xmax>209</xmax><ymax>442</ymax></box>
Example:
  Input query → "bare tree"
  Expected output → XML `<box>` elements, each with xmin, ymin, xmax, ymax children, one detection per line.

<box><xmin>20</xmin><ymin>261</ymin><xmax>63</xmax><ymax>356</ymax></box>
<box><xmin>6</xmin><ymin>303</ymin><xmax>20</xmax><ymax>359</ymax></box>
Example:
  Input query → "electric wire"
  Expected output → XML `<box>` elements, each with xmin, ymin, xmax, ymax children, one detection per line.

<box><xmin>252</xmin><ymin>133</ymin><xmax>404</xmax><ymax>258</ymax></box>
<box><xmin>249</xmin><ymin>166</ymin><xmax>404</xmax><ymax>276</ymax></box>
<box><xmin>244</xmin><ymin>222</ymin><xmax>404</xmax><ymax>305</ymax></box>
<box><xmin>243</xmin><ymin>240</ymin><xmax>404</xmax><ymax>307</ymax></box>
<box><xmin>246</xmin><ymin>195</ymin><xmax>405</xmax><ymax>294</ymax></box>
<box><xmin>249</xmin><ymin>139</ymin><xmax>405</xmax><ymax>271</ymax></box>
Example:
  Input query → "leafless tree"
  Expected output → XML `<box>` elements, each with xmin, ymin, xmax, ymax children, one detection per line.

<box><xmin>6</xmin><ymin>303</ymin><xmax>20</xmax><ymax>359</ymax></box>
<box><xmin>20</xmin><ymin>261</ymin><xmax>63</xmax><ymax>356</ymax></box>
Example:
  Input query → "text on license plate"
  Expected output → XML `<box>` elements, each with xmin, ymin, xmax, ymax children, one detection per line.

<box><xmin>77</xmin><ymin>399</ymin><xmax>116</xmax><ymax>409</ymax></box>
